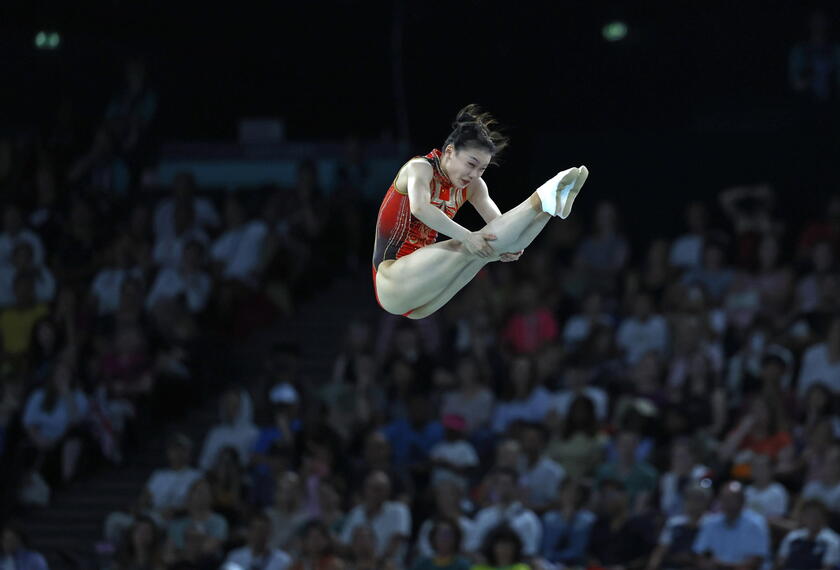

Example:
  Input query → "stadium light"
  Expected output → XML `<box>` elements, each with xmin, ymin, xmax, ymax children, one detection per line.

<box><xmin>602</xmin><ymin>21</ymin><xmax>628</xmax><ymax>42</ymax></box>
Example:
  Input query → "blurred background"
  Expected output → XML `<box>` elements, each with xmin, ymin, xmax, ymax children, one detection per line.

<box><xmin>0</xmin><ymin>1</ymin><xmax>839</xmax><ymax>569</ymax></box>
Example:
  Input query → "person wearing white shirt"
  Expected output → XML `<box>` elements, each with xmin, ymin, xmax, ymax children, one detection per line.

<box><xmin>616</xmin><ymin>292</ymin><xmax>669</xmax><ymax>364</ymax></box>
<box><xmin>0</xmin><ymin>242</ymin><xmax>55</xmax><ymax>308</ymax></box>
<box><xmin>211</xmin><ymin>196</ymin><xmax>269</xmax><ymax>286</ymax></box>
<box><xmin>547</xmin><ymin>365</ymin><xmax>609</xmax><ymax>422</ymax></box>
<box><xmin>466</xmin><ymin>467</ymin><xmax>542</xmax><ymax>557</ymax></box>
<box><xmin>340</xmin><ymin>471</ymin><xmax>411</xmax><ymax>563</ymax></box>
<box><xmin>198</xmin><ymin>390</ymin><xmax>258</xmax><ymax>471</ymax></box>
<box><xmin>745</xmin><ymin>453</ymin><xmax>789</xmax><ymax>520</ymax></box>
<box><xmin>90</xmin><ymin>236</ymin><xmax>145</xmax><ymax>315</ymax></box>
<box><xmin>152</xmin><ymin>227</ymin><xmax>210</xmax><ymax>269</ymax></box>
<box><xmin>692</xmin><ymin>481</ymin><xmax>770</xmax><ymax>570</ymax></box>
<box><xmin>561</xmin><ymin>292</ymin><xmax>614</xmax><ymax>349</ymax></box>
<box><xmin>776</xmin><ymin>499</ymin><xmax>840</xmax><ymax>570</ymax></box>
<box><xmin>429</xmin><ymin>414</ymin><xmax>479</xmax><ymax>490</ymax></box>
<box><xmin>517</xmin><ymin>422</ymin><xmax>565</xmax><ymax>512</ymax></box>
<box><xmin>153</xmin><ymin>172</ymin><xmax>220</xmax><ymax>239</ymax></box>
<box><xmin>146</xmin><ymin>240</ymin><xmax>212</xmax><ymax>313</ymax></box>
<box><xmin>415</xmin><ymin>478</ymin><xmax>476</xmax><ymax>559</ymax></box>
<box><xmin>224</xmin><ymin>513</ymin><xmax>291</xmax><ymax>570</ymax></box>
<box><xmin>145</xmin><ymin>433</ymin><xmax>202</xmax><ymax>513</ymax></box>
<box><xmin>797</xmin><ymin>317</ymin><xmax>840</xmax><ymax>397</ymax></box>
<box><xmin>658</xmin><ymin>438</ymin><xmax>710</xmax><ymax>517</ymax></box>
<box><xmin>0</xmin><ymin>205</ymin><xmax>46</xmax><ymax>266</ymax></box>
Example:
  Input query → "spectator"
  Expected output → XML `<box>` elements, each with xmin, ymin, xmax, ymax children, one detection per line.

<box><xmin>89</xmin><ymin>234</ymin><xmax>144</xmax><ymax>316</ymax></box>
<box><xmin>113</xmin><ymin>515</ymin><xmax>164</xmax><ymax>570</ymax></box>
<box><xmin>210</xmin><ymin>194</ymin><xmax>269</xmax><ymax>288</ymax></box>
<box><xmin>587</xmin><ymin>478</ymin><xmax>657</xmax><ymax>569</ymax></box>
<box><xmin>799</xmin><ymin>444</ymin><xmax>840</xmax><ymax>514</ymax></box>
<box><xmin>501</xmin><ymin>283</ymin><xmax>558</xmax><ymax>355</ymax></box>
<box><xmin>288</xmin><ymin>519</ymin><xmax>343</xmax><ymax>570</ymax></box>
<box><xmin>622</xmin><ymin>238</ymin><xmax>673</xmax><ymax>308</ymax></box>
<box><xmin>776</xmin><ymin>498</ymin><xmax>840</xmax><ymax>570</ymax></box>
<box><xmin>539</xmin><ymin>478</ymin><xmax>595</xmax><ymax>567</ymax></box>
<box><xmin>146</xmin><ymin>433</ymin><xmax>201</xmax><ymax>516</ymax></box>
<box><xmin>681</xmin><ymin>238</ymin><xmax>735</xmax><ymax>304</ymax></box>
<box><xmin>491</xmin><ymin>356</ymin><xmax>550</xmax><ymax>434</ymax></box>
<box><xmin>515</xmin><ymin>421</ymin><xmax>565</xmax><ymax>513</ymax></box>
<box><xmin>548</xmin><ymin>355</ymin><xmax>609</xmax><ymax>423</ymax></box>
<box><xmin>720</xmin><ymin>394</ymin><xmax>795</xmax><ymax>480</ymax></box>
<box><xmin>616</xmin><ymin>291</ymin><xmax>670</xmax><ymax>365</ymax></box>
<box><xmin>415</xmin><ymin>479</ymin><xmax>476</xmax><ymax>560</ymax></box>
<box><xmin>659</xmin><ymin>437</ymin><xmax>710</xmax><ymax>517</ymax></box>
<box><xmin>198</xmin><ymin>389</ymin><xmax>259</xmax><ymax>471</ymax></box>
<box><xmin>0</xmin><ymin>205</ymin><xmax>45</xmax><ymax>267</ymax></box>
<box><xmin>381</xmin><ymin>391</ymin><xmax>443</xmax><ymax>477</ymax></box>
<box><xmin>472</xmin><ymin>525</ymin><xmax>531</xmax><ymax>570</ymax></box>
<box><xmin>0</xmin><ymin>242</ymin><xmax>55</xmax><ymax>308</ymax></box>
<box><xmin>796</xmin><ymin>315</ymin><xmax>840</xmax><ymax>397</ymax></box>
<box><xmin>575</xmin><ymin>200</ymin><xmax>630</xmax><ymax>294</ymax></box>
<box><xmin>546</xmin><ymin>395</ymin><xmax>607</xmax><ymax>480</ymax></box>
<box><xmin>265</xmin><ymin>471</ymin><xmax>310</xmax><ymax>551</ymax></box>
<box><xmin>411</xmin><ymin>517</ymin><xmax>470</xmax><ymax>570</ymax></box>
<box><xmin>793</xmin><ymin>240</ymin><xmax>835</xmax><ymax>315</ymax></box>
<box><xmin>467</xmin><ymin>467</ymin><xmax>541</xmax><ymax>558</ymax></box>
<box><xmin>340</xmin><ymin>470</ymin><xmax>411</xmax><ymax>564</ymax></box>
<box><xmin>0</xmin><ymin>273</ymin><xmax>50</xmax><ymax>365</ymax></box>
<box><xmin>646</xmin><ymin>482</ymin><xmax>712</xmax><ymax>570</ymax></box>
<box><xmin>560</xmin><ymin>291</ymin><xmax>613</xmax><ymax>351</ymax></box>
<box><xmin>344</xmin><ymin>524</ymin><xmax>383</xmax><ymax>570</ymax></box>
<box><xmin>206</xmin><ymin>446</ymin><xmax>247</xmax><ymax>527</ymax></box>
<box><xmin>146</xmin><ymin>239</ymin><xmax>212</xmax><ymax>314</ymax></box>
<box><xmin>153</xmin><ymin>172</ymin><xmax>220</xmax><ymax>240</ymax></box>
<box><xmin>224</xmin><ymin>512</ymin><xmax>291</xmax><ymax>570</ymax></box>
<box><xmin>669</xmin><ymin>200</ymin><xmax>707</xmax><ymax>270</ymax></box>
<box><xmin>163</xmin><ymin>478</ymin><xmax>228</xmax><ymax>563</ymax></box>
<box><xmin>744</xmin><ymin>453</ymin><xmax>789</xmax><ymax>521</ymax></box>
<box><xmin>692</xmin><ymin>481</ymin><xmax>770</xmax><ymax>570</ymax></box>
<box><xmin>440</xmin><ymin>355</ymin><xmax>495</xmax><ymax>435</ymax></box>
<box><xmin>595</xmin><ymin>430</ymin><xmax>659</xmax><ymax>512</ymax></box>
<box><xmin>0</xmin><ymin>523</ymin><xmax>48</xmax><ymax>570</ymax></box>
<box><xmin>429</xmin><ymin>414</ymin><xmax>478</xmax><ymax>490</ymax></box>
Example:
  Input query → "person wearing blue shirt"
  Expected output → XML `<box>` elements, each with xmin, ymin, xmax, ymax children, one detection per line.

<box><xmin>692</xmin><ymin>481</ymin><xmax>770</xmax><ymax>570</ymax></box>
<box><xmin>382</xmin><ymin>392</ymin><xmax>444</xmax><ymax>475</ymax></box>
<box><xmin>540</xmin><ymin>479</ymin><xmax>595</xmax><ymax>566</ymax></box>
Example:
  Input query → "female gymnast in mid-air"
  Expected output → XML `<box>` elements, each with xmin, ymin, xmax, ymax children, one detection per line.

<box><xmin>372</xmin><ymin>104</ymin><xmax>589</xmax><ymax>319</ymax></box>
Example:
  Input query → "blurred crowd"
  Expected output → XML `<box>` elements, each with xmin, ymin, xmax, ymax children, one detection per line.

<box><xmin>2</xmin><ymin>22</ymin><xmax>840</xmax><ymax>570</ymax></box>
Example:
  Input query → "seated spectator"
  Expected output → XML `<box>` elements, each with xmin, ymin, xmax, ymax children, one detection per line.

<box><xmin>745</xmin><ymin>453</ymin><xmax>789</xmax><ymax>522</ymax></box>
<box><xmin>206</xmin><ymin>446</ymin><xmax>248</xmax><ymax>527</ymax></box>
<box><xmin>153</xmin><ymin>172</ymin><xmax>220</xmax><ymax>240</ymax></box>
<box><xmin>501</xmin><ymin>283</ymin><xmax>558</xmax><ymax>355</ymax></box>
<box><xmin>26</xmin><ymin>316</ymin><xmax>66</xmax><ymax>387</ymax></box>
<box><xmin>340</xmin><ymin>471</ymin><xmax>411</xmax><ymax>564</ymax></box>
<box><xmin>0</xmin><ymin>523</ymin><xmax>48</xmax><ymax>570</ymax></box>
<box><xmin>22</xmin><ymin>359</ymin><xmax>90</xmax><ymax>487</ymax></box>
<box><xmin>754</xmin><ymin>234</ymin><xmax>794</xmax><ymax>325</ymax></box>
<box><xmin>345</xmin><ymin>524</ymin><xmax>380</xmax><ymax>570</ymax></box>
<box><xmin>440</xmin><ymin>354</ymin><xmax>495</xmax><ymax>435</ymax></box>
<box><xmin>0</xmin><ymin>273</ymin><xmax>50</xmax><ymax>366</ymax></box>
<box><xmin>720</xmin><ymin>394</ymin><xmax>795</xmax><ymax>480</ymax></box>
<box><xmin>560</xmin><ymin>291</ymin><xmax>614</xmax><ymax>351</ymax></box>
<box><xmin>163</xmin><ymin>478</ymin><xmax>228</xmax><ymax>564</ymax></box>
<box><xmin>669</xmin><ymin>201</ymin><xmax>707</xmax><ymax>270</ymax></box>
<box><xmin>146</xmin><ymin>433</ymin><xmax>202</xmax><ymax>516</ymax></box>
<box><xmin>251</xmin><ymin>383</ymin><xmax>303</xmax><ymax>492</ymax></box>
<box><xmin>622</xmin><ymin>238</ymin><xmax>672</xmax><ymax>308</ymax></box>
<box><xmin>415</xmin><ymin>479</ymin><xmax>476</xmax><ymax>560</ymax></box>
<box><xmin>429</xmin><ymin>414</ymin><xmax>478</xmax><ymax>491</ymax></box>
<box><xmin>547</xmin><ymin>357</ymin><xmax>609</xmax><ymax>423</ymax></box>
<box><xmin>587</xmin><ymin>478</ymin><xmax>657</xmax><ymax>569</ymax></box>
<box><xmin>265</xmin><ymin>471</ymin><xmax>310</xmax><ymax>551</ymax></box>
<box><xmin>98</xmin><ymin>321</ymin><xmax>155</xmax><ymax>400</ymax></box>
<box><xmin>595</xmin><ymin>430</ymin><xmax>659</xmax><ymax>513</ymax></box>
<box><xmin>211</xmin><ymin>194</ymin><xmax>269</xmax><ymax>288</ymax></box>
<box><xmin>0</xmin><ymin>242</ymin><xmax>55</xmax><ymax>308</ymax></box>
<box><xmin>411</xmin><ymin>517</ymin><xmax>471</xmax><ymax>570</ymax></box>
<box><xmin>381</xmin><ymin>392</ymin><xmax>443</xmax><ymax>478</ymax></box>
<box><xmin>799</xmin><ymin>444</ymin><xmax>840</xmax><ymax>514</ymax></box>
<box><xmin>0</xmin><ymin>205</ymin><xmax>45</xmax><ymax>266</ymax></box>
<box><xmin>473</xmin><ymin>524</ymin><xmax>531</xmax><ymax>570</ymax></box>
<box><xmin>796</xmin><ymin>315</ymin><xmax>840</xmax><ymax>397</ymax></box>
<box><xmin>491</xmin><ymin>356</ymin><xmax>550</xmax><ymax>434</ymax></box>
<box><xmin>348</xmin><ymin>430</ymin><xmax>409</xmax><ymax>504</ymax></box>
<box><xmin>659</xmin><ymin>437</ymin><xmax>710</xmax><ymax>517</ymax></box>
<box><xmin>224</xmin><ymin>512</ymin><xmax>291</xmax><ymax>570</ymax></box>
<box><xmin>113</xmin><ymin>515</ymin><xmax>164</xmax><ymax>570</ymax></box>
<box><xmin>89</xmin><ymin>234</ymin><xmax>145</xmax><ymax>316</ymax></box>
<box><xmin>681</xmin><ymin>239</ymin><xmax>735</xmax><ymax>304</ymax></box>
<box><xmin>616</xmin><ymin>291</ymin><xmax>669</xmax><ymax>365</ymax></box>
<box><xmin>793</xmin><ymin>240</ymin><xmax>834</xmax><ymax>316</ymax></box>
<box><xmin>539</xmin><ymin>478</ymin><xmax>595</xmax><ymax>567</ymax></box>
<box><xmin>646</xmin><ymin>482</ymin><xmax>712</xmax><ymax>570</ymax></box>
<box><xmin>317</xmin><ymin>477</ymin><xmax>347</xmax><ymax>536</ymax></box>
<box><xmin>288</xmin><ymin>519</ymin><xmax>343</xmax><ymax>570</ymax></box>
<box><xmin>776</xmin><ymin>499</ymin><xmax>840</xmax><ymax>570</ymax></box>
<box><xmin>515</xmin><ymin>421</ymin><xmax>565</xmax><ymax>514</ymax></box>
<box><xmin>467</xmin><ymin>467</ymin><xmax>541</xmax><ymax>558</ymax></box>
<box><xmin>575</xmin><ymin>200</ymin><xmax>630</xmax><ymax>294</ymax></box>
<box><xmin>692</xmin><ymin>481</ymin><xmax>770</xmax><ymax>570</ymax></box>
<box><xmin>198</xmin><ymin>389</ymin><xmax>258</xmax><ymax>471</ymax></box>
<box><xmin>145</xmin><ymin>239</ymin><xmax>212</xmax><ymax>314</ymax></box>
<box><xmin>546</xmin><ymin>395</ymin><xmax>607</xmax><ymax>480</ymax></box>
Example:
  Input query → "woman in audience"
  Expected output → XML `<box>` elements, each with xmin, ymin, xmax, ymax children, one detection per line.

<box><xmin>288</xmin><ymin>519</ymin><xmax>345</xmax><ymax>570</ymax></box>
<box><xmin>412</xmin><ymin>517</ymin><xmax>470</xmax><ymax>570</ymax></box>
<box><xmin>114</xmin><ymin>515</ymin><xmax>165</xmax><ymax>570</ymax></box>
<box><xmin>546</xmin><ymin>395</ymin><xmax>607</xmax><ymax>480</ymax></box>
<box><xmin>472</xmin><ymin>525</ymin><xmax>531</xmax><ymax>570</ymax></box>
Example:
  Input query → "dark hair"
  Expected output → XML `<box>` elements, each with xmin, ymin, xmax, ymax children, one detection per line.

<box><xmin>429</xmin><ymin>516</ymin><xmax>463</xmax><ymax>553</ymax></box>
<box><xmin>482</xmin><ymin>524</ymin><xmax>523</xmax><ymax>565</ymax></box>
<box><xmin>562</xmin><ymin>395</ymin><xmax>598</xmax><ymax>439</ymax></box>
<box><xmin>443</xmin><ymin>104</ymin><xmax>509</xmax><ymax>164</ymax></box>
<box><xmin>800</xmin><ymin>498</ymin><xmax>829</xmax><ymax>519</ymax></box>
<box><xmin>116</xmin><ymin>515</ymin><xmax>163</xmax><ymax>566</ymax></box>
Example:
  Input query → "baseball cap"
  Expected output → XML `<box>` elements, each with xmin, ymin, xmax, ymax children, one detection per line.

<box><xmin>269</xmin><ymin>382</ymin><xmax>299</xmax><ymax>405</ymax></box>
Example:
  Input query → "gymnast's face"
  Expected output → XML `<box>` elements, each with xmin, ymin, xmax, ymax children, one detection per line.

<box><xmin>442</xmin><ymin>144</ymin><xmax>491</xmax><ymax>188</ymax></box>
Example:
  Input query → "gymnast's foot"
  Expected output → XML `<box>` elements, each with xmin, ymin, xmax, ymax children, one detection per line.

<box><xmin>557</xmin><ymin>165</ymin><xmax>588</xmax><ymax>219</ymax></box>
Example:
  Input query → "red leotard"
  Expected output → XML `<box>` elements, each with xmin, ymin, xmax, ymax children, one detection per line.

<box><xmin>371</xmin><ymin>149</ymin><xmax>469</xmax><ymax>314</ymax></box>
